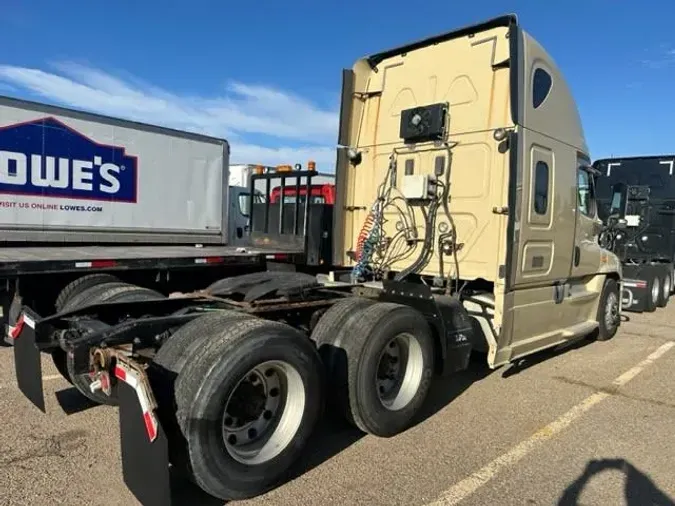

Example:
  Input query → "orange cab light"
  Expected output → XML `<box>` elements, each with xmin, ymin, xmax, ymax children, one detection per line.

<box><xmin>276</xmin><ymin>164</ymin><xmax>292</xmax><ymax>172</ymax></box>
<box><xmin>307</xmin><ymin>160</ymin><xmax>316</xmax><ymax>171</ymax></box>
<box><xmin>254</xmin><ymin>165</ymin><xmax>264</xmax><ymax>174</ymax></box>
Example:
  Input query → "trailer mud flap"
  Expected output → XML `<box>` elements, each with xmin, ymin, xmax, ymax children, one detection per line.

<box><xmin>12</xmin><ymin>311</ymin><xmax>45</xmax><ymax>412</ymax></box>
<box><xmin>117</xmin><ymin>367</ymin><xmax>172</xmax><ymax>506</ymax></box>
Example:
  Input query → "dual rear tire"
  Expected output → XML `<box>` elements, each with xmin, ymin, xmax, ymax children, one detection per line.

<box><xmin>155</xmin><ymin>298</ymin><xmax>435</xmax><ymax>501</ymax></box>
<box><xmin>311</xmin><ymin>298</ymin><xmax>435</xmax><ymax>437</ymax></box>
<box><xmin>153</xmin><ymin>313</ymin><xmax>323</xmax><ymax>501</ymax></box>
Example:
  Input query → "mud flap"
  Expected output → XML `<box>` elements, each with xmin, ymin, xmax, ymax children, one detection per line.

<box><xmin>117</xmin><ymin>368</ymin><xmax>172</xmax><ymax>506</ymax></box>
<box><xmin>621</xmin><ymin>279</ymin><xmax>647</xmax><ymax>313</ymax></box>
<box><xmin>12</xmin><ymin>310</ymin><xmax>45</xmax><ymax>412</ymax></box>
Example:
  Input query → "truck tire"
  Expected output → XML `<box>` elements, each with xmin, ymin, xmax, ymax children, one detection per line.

<box><xmin>60</xmin><ymin>281</ymin><xmax>133</xmax><ymax>312</ymax></box>
<box><xmin>153</xmin><ymin>310</ymin><xmax>254</xmax><ymax>375</ymax></box>
<box><xmin>310</xmin><ymin>296</ymin><xmax>375</xmax><ymax>361</ymax></box>
<box><xmin>55</xmin><ymin>273</ymin><xmax>120</xmax><ymax>312</ymax></box>
<box><xmin>657</xmin><ymin>268</ymin><xmax>670</xmax><ymax>308</ymax></box>
<box><xmin>595</xmin><ymin>278</ymin><xmax>620</xmax><ymax>341</ymax></box>
<box><xmin>52</xmin><ymin>280</ymin><xmax>129</xmax><ymax>384</ymax></box>
<box><xmin>65</xmin><ymin>284</ymin><xmax>165</xmax><ymax>406</ymax></box>
<box><xmin>310</xmin><ymin>297</ymin><xmax>375</xmax><ymax>417</ymax></box>
<box><xmin>328</xmin><ymin>302</ymin><xmax>435</xmax><ymax>437</ymax></box>
<box><xmin>174</xmin><ymin>318</ymin><xmax>323</xmax><ymax>501</ymax></box>
<box><xmin>645</xmin><ymin>272</ymin><xmax>659</xmax><ymax>313</ymax></box>
<box><xmin>149</xmin><ymin>310</ymin><xmax>257</xmax><ymax>481</ymax></box>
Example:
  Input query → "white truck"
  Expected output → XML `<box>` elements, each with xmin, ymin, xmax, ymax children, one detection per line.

<box><xmin>0</xmin><ymin>94</ymin><xmax>330</xmax><ymax>360</ymax></box>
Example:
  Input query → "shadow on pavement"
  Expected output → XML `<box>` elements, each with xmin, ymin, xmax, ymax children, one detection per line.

<box><xmin>501</xmin><ymin>335</ymin><xmax>596</xmax><ymax>379</ymax></box>
<box><xmin>168</xmin><ymin>469</ymin><xmax>227</xmax><ymax>505</ymax></box>
<box><xmin>558</xmin><ymin>458</ymin><xmax>674</xmax><ymax>506</ymax></box>
<box><xmin>55</xmin><ymin>387</ymin><xmax>100</xmax><ymax>414</ymax></box>
<box><xmin>413</xmin><ymin>354</ymin><xmax>494</xmax><ymax>426</ymax></box>
<box><xmin>167</xmin><ymin>352</ymin><xmax>495</xmax><ymax>503</ymax></box>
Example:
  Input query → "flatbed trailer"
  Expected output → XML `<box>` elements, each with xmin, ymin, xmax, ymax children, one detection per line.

<box><xmin>0</xmin><ymin>244</ymin><xmax>299</xmax><ymax>276</ymax></box>
<box><xmin>9</xmin><ymin>14</ymin><xmax>624</xmax><ymax>506</ymax></box>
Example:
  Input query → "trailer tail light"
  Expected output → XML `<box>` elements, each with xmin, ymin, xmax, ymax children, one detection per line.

<box><xmin>266</xmin><ymin>253</ymin><xmax>291</xmax><ymax>261</ymax></box>
<box><xmin>194</xmin><ymin>256</ymin><xmax>225</xmax><ymax>264</ymax></box>
<box><xmin>75</xmin><ymin>260</ymin><xmax>117</xmax><ymax>269</ymax></box>
<box><xmin>114</xmin><ymin>364</ymin><xmax>159</xmax><ymax>442</ymax></box>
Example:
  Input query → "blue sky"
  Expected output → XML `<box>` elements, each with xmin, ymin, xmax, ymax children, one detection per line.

<box><xmin>2</xmin><ymin>0</ymin><xmax>674</xmax><ymax>169</ymax></box>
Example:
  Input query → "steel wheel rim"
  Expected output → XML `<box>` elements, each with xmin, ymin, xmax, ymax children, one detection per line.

<box><xmin>222</xmin><ymin>360</ymin><xmax>305</xmax><ymax>465</ymax></box>
<box><xmin>376</xmin><ymin>332</ymin><xmax>424</xmax><ymax>411</ymax></box>
<box><xmin>605</xmin><ymin>291</ymin><xmax>619</xmax><ymax>331</ymax></box>
<box><xmin>652</xmin><ymin>277</ymin><xmax>660</xmax><ymax>304</ymax></box>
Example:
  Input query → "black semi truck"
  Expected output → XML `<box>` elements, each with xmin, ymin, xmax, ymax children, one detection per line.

<box><xmin>593</xmin><ymin>155</ymin><xmax>675</xmax><ymax>312</ymax></box>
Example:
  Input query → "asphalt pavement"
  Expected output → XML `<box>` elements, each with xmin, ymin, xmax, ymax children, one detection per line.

<box><xmin>0</xmin><ymin>304</ymin><xmax>674</xmax><ymax>506</ymax></box>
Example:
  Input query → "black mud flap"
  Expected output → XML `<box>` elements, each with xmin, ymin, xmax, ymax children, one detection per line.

<box><xmin>12</xmin><ymin>310</ymin><xmax>45</xmax><ymax>412</ymax></box>
<box><xmin>118</xmin><ymin>379</ymin><xmax>172</xmax><ymax>506</ymax></box>
<box><xmin>621</xmin><ymin>279</ymin><xmax>647</xmax><ymax>313</ymax></box>
<box><xmin>380</xmin><ymin>280</ymin><xmax>475</xmax><ymax>376</ymax></box>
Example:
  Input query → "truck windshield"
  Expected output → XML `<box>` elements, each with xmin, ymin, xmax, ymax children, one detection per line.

<box><xmin>610</xmin><ymin>190</ymin><xmax>623</xmax><ymax>216</ymax></box>
<box><xmin>594</xmin><ymin>157</ymin><xmax>675</xmax><ymax>201</ymax></box>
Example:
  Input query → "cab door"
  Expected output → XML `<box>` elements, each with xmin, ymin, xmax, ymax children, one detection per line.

<box><xmin>570</xmin><ymin>162</ymin><xmax>603</xmax><ymax>278</ymax></box>
<box><xmin>228</xmin><ymin>186</ymin><xmax>250</xmax><ymax>244</ymax></box>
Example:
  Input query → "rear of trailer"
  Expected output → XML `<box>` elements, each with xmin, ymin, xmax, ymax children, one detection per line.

<box><xmin>0</xmin><ymin>94</ymin><xmax>229</xmax><ymax>245</ymax></box>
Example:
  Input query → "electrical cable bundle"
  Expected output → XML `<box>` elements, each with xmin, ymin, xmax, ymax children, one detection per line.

<box><xmin>351</xmin><ymin>145</ymin><xmax>461</xmax><ymax>286</ymax></box>
<box><xmin>351</xmin><ymin>154</ymin><xmax>416</xmax><ymax>281</ymax></box>
<box><xmin>351</xmin><ymin>202</ymin><xmax>384</xmax><ymax>279</ymax></box>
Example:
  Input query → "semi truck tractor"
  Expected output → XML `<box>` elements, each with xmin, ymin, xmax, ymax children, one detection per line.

<box><xmin>10</xmin><ymin>14</ymin><xmax>622</xmax><ymax>505</ymax></box>
<box><xmin>593</xmin><ymin>155</ymin><xmax>675</xmax><ymax>312</ymax></box>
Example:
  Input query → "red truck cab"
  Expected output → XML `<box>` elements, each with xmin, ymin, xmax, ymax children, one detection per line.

<box><xmin>270</xmin><ymin>183</ymin><xmax>336</xmax><ymax>205</ymax></box>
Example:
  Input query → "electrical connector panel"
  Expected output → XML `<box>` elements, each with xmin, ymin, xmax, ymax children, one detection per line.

<box><xmin>401</xmin><ymin>174</ymin><xmax>436</xmax><ymax>201</ymax></box>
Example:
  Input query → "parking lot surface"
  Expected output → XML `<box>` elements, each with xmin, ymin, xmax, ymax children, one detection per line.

<box><xmin>1</xmin><ymin>306</ymin><xmax>674</xmax><ymax>506</ymax></box>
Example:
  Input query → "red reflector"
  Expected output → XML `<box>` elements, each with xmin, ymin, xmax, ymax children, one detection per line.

<box><xmin>143</xmin><ymin>411</ymin><xmax>158</xmax><ymax>441</ymax></box>
<box><xmin>91</xmin><ymin>260</ymin><xmax>117</xmax><ymax>268</ymax></box>
<box><xmin>206</xmin><ymin>256</ymin><xmax>224</xmax><ymax>264</ymax></box>
<box><xmin>9</xmin><ymin>315</ymin><xmax>25</xmax><ymax>339</ymax></box>
<box><xmin>266</xmin><ymin>253</ymin><xmax>290</xmax><ymax>261</ymax></box>
<box><xmin>635</xmin><ymin>281</ymin><xmax>647</xmax><ymax>288</ymax></box>
<box><xmin>114</xmin><ymin>365</ymin><xmax>127</xmax><ymax>382</ymax></box>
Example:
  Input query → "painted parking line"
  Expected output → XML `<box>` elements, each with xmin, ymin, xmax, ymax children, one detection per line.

<box><xmin>425</xmin><ymin>341</ymin><xmax>675</xmax><ymax>506</ymax></box>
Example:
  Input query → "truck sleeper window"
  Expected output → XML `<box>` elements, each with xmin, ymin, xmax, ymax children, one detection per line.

<box><xmin>533</xmin><ymin>68</ymin><xmax>553</xmax><ymax>109</ymax></box>
<box><xmin>533</xmin><ymin>161</ymin><xmax>549</xmax><ymax>215</ymax></box>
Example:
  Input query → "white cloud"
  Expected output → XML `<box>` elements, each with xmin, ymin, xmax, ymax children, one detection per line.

<box><xmin>0</xmin><ymin>62</ymin><xmax>339</xmax><ymax>169</ymax></box>
<box><xmin>640</xmin><ymin>47</ymin><xmax>675</xmax><ymax>70</ymax></box>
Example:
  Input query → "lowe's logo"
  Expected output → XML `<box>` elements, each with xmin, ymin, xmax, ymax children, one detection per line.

<box><xmin>0</xmin><ymin>117</ymin><xmax>137</xmax><ymax>203</ymax></box>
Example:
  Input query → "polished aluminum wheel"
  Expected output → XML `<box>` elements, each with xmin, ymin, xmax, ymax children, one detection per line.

<box><xmin>376</xmin><ymin>333</ymin><xmax>425</xmax><ymax>411</ymax></box>
<box><xmin>222</xmin><ymin>360</ymin><xmax>305</xmax><ymax>465</ymax></box>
